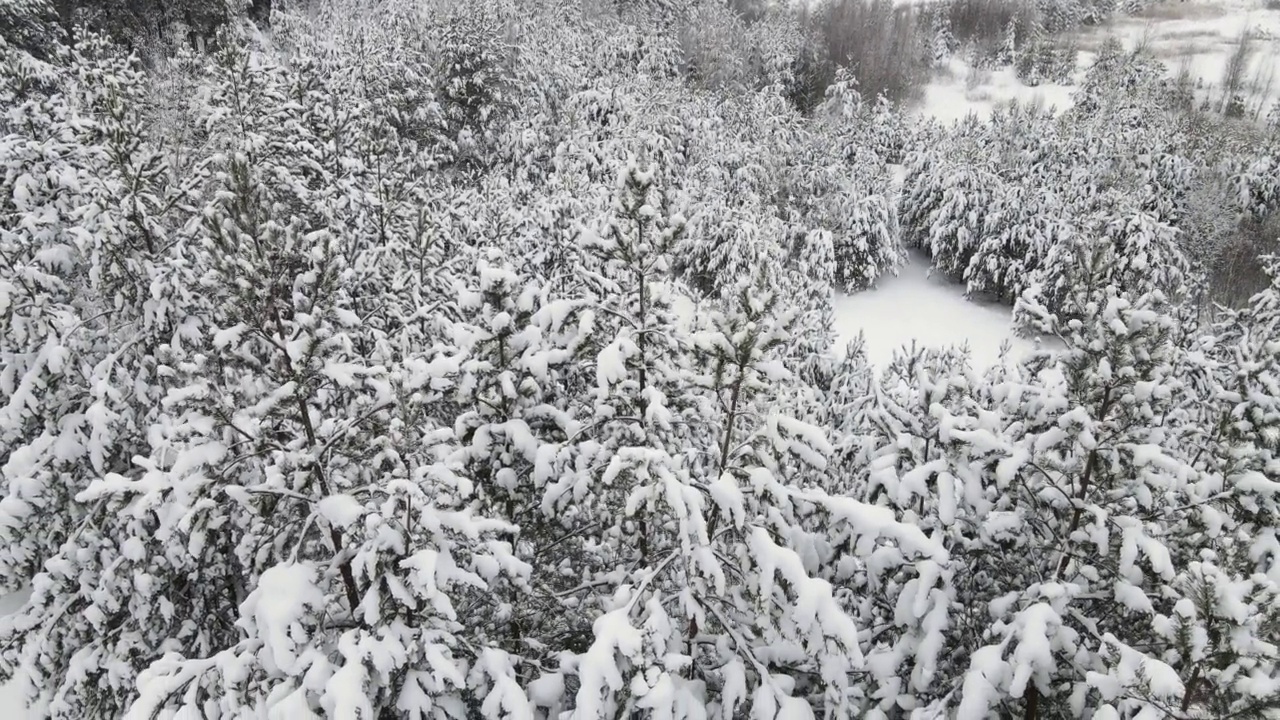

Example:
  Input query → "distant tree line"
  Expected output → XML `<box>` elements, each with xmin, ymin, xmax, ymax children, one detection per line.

<box><xmin>2</xmin><ymin>0</ymin><xmax>272</xmax><ymax>56</ymax></box>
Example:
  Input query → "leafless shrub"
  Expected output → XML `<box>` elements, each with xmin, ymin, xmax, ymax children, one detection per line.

<box><xmin>784</xmin><ymin>0</ymin><xmax>932</xmax><ymax>110</ymax></box>
<box><xmin>1211</xmin><ymin>212</ymin><xmax>1280</xmax><ymax>306</ymax></box>
<box><xmin>818</xmin><ymin>0</ymin><xmax>932</xmax><ymax>103</ymax></box>
<box><xmin>677</xmin><ymin>3</ymin><xmax>751</xmax><ymax>90</ymax></box>
<box><xmin>944</xmin><ymin>0</ymin><xmax>1037</xmax><ymax>55</ymax></box>
<box><xmin>1247</xmin><ymin>52</ymin><xmax>1277</xmax><ymax>121</ymax></box>
<box><xmin>945</xmin><ymin>0</ymin><xmax>1031</xmax><ymax>42</ymax></box>
<box><xmin>1171</xmin><ymin>49</ymin><xmax>1198</xmax><ymax>110</ymax></box>
<box><xmin>1181</xmin><ymin>172</ymin><xmax>1280</xmax><ymax>308</ymax></box>
<box><xmin>1219</xmin><ymin>26</ymin><xmax>1256</xmax><ymax>115</ymax></box>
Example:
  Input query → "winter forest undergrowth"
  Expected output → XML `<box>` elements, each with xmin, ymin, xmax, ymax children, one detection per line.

<box><xmin>1</xmin><ymin>0</ymin><xmax>1279</xmax><ymax>717</ymax></box>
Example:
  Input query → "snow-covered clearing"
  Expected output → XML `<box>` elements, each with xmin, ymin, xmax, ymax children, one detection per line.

<box><xmin>1</xmin><ymin>589</ymin><xmax>31</xmax><ymax>717</ymax></box>
<box><xmin>915</xmin><ymin>0</ymin><xmax>1280</xmax><ymax>124</ymax></box>
<box><xmin>0</xmin><ymin>673</ymin><xmax>21</xmax><ymax>715</ymax></box>
<box><xmin>1075</xmin><ymin>0</ymin><xmax>1280</xmax><ymax>105</ymax></box>
<box><xmin>832</xmin><ymin>248</ymin><xmax>1047</xmax><ymax>369</ymax></box>
<box><xmin>0</xmin><ymin>679</ymin><xmax>23</xmax><ymax>716</ymax></box>
<box><xmin>918</xmin><ymin>57</ymin><xmax>1083</xmax><ymax>123</ymax></box>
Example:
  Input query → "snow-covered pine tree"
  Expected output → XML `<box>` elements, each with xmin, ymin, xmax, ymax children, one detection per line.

<box><xmin>1165</xmin><ymin>258</ymin><xmax>1280</xmax><ymax>717</ymax></box>
<box><xmin>536</xmin><ymin>161</ymin><xmax>709</xmax><ymax>714</ymax></box>
<box><xmin>673</xmin><ymin>201</ymin><xmax>782</xmax><ymax>300</ymax></box>
<box><xmin>865</xmin><ymin>343</ymin><xmax>975</xmax><ymax>525</ymax></box>
<box><xmin>903</xmin><ymin>157</ymin><xmax>1005</xmax><ymax>284</ymax></box>
<box><xmin>811</xmin><ymin>74</ymin><xmax>904</xmax><ymax>292</ymax></box>
<box><xmin>823</xmin><ymin>335</ymin><xmax>876</xmax><ymax>476</ymax></box>
<box><xmin>1071</xmin><ymin>38</ymin><xmax>1172</xmax><ymax>133</ymax></box>
<box><xmin>1132</xmin><ymin>146</ymin><xmax>1196</xmax><ymax>227</ymax></box>
<box><xmin>0</xmin><ymin>32</ymin><xmax>527</xmax><ymax>717</ymax></box>
<box><xmin>941</xmin><ymin>241</ymin><xmax>1276</xmax><ymax>718</ymax></box>
<box><xmin>830</xmin><ymin>192</ymin><xmax>902</xmax><ymax>293</ymax></box>
<box><xmin>742</xmin><ymin>8</ymin><xmax>803</xmax><ymax>91</ymax></box>
<box><xmin>1035</xmin><ymin>0</ymin><xmax>1082</xmax><ymax>34</ymax></box>
<box><xmin>784</xmin><ymin>228</ymin><xmax>838</xmax><ymax>393</ymax></box>
<box><xmin>998</xmin><ymin>16</ymin><xmax>1020</xmax><ymax>65</ymax></box>
<box><xmin>0</xmin><ymin>36</ymin><xmax>190</xmax><ymax>676</ymax></box>
<box><xmin>1024</xmin><ymin>194</ymin><xmax>1192</xmax><ymax>321</ymax></box>
<box><xmin>837</xmin><ymin>343</ymin><xmax>974</xmax><ymax>715</ymax></box>
<box><xmin>684</xmin><ymin>271</ymin><xmax>883</xmax><ymax>717</ymax></box>
<box><xmin>0</xmin><ymin>36</ymin><xmax>266</xmax><ymax>716</ymax></box>
<box><xmin>445</xmin><ymin>256</ymin><xmax>601</xmax><ymax>687</ymax></box>
<box><xmin>928</xmin><ymin>9</ymin><xmax>956</xmax><ymax>66</ymax></box>
<box><xmin>1225</xmin><ymin>151</ymin><xmax>1280</xmax><ymax>222</ymax></box>
<box><xmin>434</xmin><ymin>3</ymin><xmax>517</xmax><ymax>176</ymax></box>
<box><xmin>964</xmin><ymin>278</ymin><xmax>1187</xmax><ymax>717</ymax></box>
<box><xmin>965</xmin><ymin>181</ymin><xmax>1076</xmax><ymax>304</ymax></box>
<box><xmin>0</xmin><ymin>0</ymin><xmax>58</xmax><ymax>56</ymax></box>
<box><xmin>1103</xmin><ymin>206</ymin><xmax>1191</xmax><ymax>302</ymax></box>
<box><xmin>859</xmin><ymin>95</ymin><xmax>908</xmax><ymax>165</ymax></box>
<box><xmin>520</xmin><ymin>160</ymin><xmax>945</xmax><ymax>717</ymax></box>
<box><xmin>0</xmin><ymin>36</ymin><xmax>121</xmax><ymax>590</ymax></box>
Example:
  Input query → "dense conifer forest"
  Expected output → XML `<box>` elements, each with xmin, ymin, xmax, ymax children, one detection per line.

<box><xmin>0</xmin><ymin>0</ymin><xmax>1278</xmax><ymax>717</ymax></box>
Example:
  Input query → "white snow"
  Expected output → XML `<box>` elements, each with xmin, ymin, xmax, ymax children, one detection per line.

<box><xmin>915</xmin><ymin>0</ymin><xmax>1280</xmax><ymax>125</ymax></box>
<box><xmin>243</xmin><ymin>563</ymin><xmax>326</xmax><ymax>673</ymax></box>
<box><xmin>0</xmin><ymin>588</ymin><xmax>31</xmax><ymax>718</ymax></box>
<box><xmin>832</xmin><ymin>248</ymin><xmax>1045</xmax><ymax>369</ymax></box>
<box><xmin>317</xmin><ymin>494</ymin><xmax>365</xmax><ymax>528</ymax></box>
<box><xmin>1070</xmin><ymin>0</ymin><xmax>1280</xmax><ymax>110</ymax></box>
<box><xmin>0</xmin><ymin>667</ymin><xmax>22</xmax><ymax>716</ymax></box>
<box><xmin>917</xmin><ymin>59</ymin><xmax>1083</xmax><ymax>124</ymax></box>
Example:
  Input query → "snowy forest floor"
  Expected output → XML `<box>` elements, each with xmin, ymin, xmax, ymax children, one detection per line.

<box><xmin>832</xmin><ymin>247</ymin><xmax>1045</xmax><ymax>368</ymax></box>
<box><xmin>1</xmin><ymin>589</ymin><xmax>31</xmax><ymax>714</ymax></box>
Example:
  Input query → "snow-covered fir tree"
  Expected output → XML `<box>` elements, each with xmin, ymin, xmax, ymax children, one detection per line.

<box><xmin>1</xmin><ymin>0</ymin><xmax>1278</xmax><ymax>717</ymax></box>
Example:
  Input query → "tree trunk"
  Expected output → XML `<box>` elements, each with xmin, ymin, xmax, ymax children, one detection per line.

<box><xmin>249</xmin><ymin>0</ymin><xmax>272</xmax><ymax>26</ymax></box>
<box><xmin>54</xmin><ymin>0</ymin><xmax>76</xmax><ymax>45</ymax></box>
